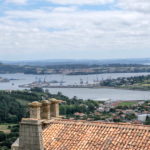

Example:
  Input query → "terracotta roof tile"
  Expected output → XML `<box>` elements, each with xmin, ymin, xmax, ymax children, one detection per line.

<box><xmin>42</xmin><ymin>120</ymin><xmax>150</xmax><ymax>150</ymax></box>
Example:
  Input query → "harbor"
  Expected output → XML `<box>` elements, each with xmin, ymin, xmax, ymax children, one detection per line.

<box><xmin>1</xmin><ymin>73</ymin><xmax>150</xmax><ymax>100</ymax></box>
<box><xmin>19</xmin><ymin>78</ymin><xmax>101</xmax><ymax>88</ymax></box>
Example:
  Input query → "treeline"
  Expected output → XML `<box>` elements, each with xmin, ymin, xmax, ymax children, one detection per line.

<box><xmin>41</xmin><ymin>64</ymin><xmax>145</xmax><ymax>69</ymax></box>
<box><xmin>0</xmin><ymin>64</ymin><xmax>24</xmax><ymax>74</ymax></box>
<box><xmin>0</xmin><ymin>87</ymin><xmax>104</xmax><ymax>122</ymax></box>
<box><xmin>0</xmin><ymin>88</ymin><xmax>101</xmax><ymax>123</ymax></box>
<box><xmin>1</xmin><ymin>62</ymin><xmax>150</xmax><ymax>75</ymax></box>
<box><xmin>101</xmin><ymin>75</ymin><xmax>150</xmax><ymax>87</ymax></box>
<box><xmin>48</xmin><ymin>92</ymin><xmax>100</xmax><ymax>117</ymax></box>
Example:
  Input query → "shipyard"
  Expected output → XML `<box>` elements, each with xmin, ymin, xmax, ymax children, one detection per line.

<box><xmin>19</xmin><ymin>77</ymin><xmax>102</xmax><ymax>88</ymax></box>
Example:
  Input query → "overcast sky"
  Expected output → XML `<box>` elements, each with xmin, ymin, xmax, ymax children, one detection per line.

<box><xmin>0</xmin><ymin>0</ymin><xmax>150</xmax><ymax>60</ymax></box>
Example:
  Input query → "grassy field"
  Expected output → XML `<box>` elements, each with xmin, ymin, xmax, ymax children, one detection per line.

<box><xmin>0</xmin><ymin>124</ymin><xmax>16</xmax><ymax>133</ymax></box>
<box><xmin>118</xmin><ymin>101</ymin><xmax>138</xmax><ymax>107</ymax></box>
<box><xmin>16</xmin><ymin>98</ymin><xmax>29</xmax><ymax>105</ymax></box>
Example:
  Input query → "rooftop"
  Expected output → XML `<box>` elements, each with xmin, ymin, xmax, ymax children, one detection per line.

<box><xmin>42</xmin><ymin>120</ymin><xmax>150</xmax><ymax>150</ymax></box>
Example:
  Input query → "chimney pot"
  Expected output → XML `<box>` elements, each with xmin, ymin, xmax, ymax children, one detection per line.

<box><xmin>49</xmin><ymin>98</ymin><xmax>63</xmax><ymax>118</ymax></box>
<box><xmin>28</xmin><ymin>101</ymin><xmax>42</xmax><ymax>119</ymax></box>
<box><xmin>41</xmin><ymin>100</ymin><xmax>51</xmax><ymax>119</ymax></box>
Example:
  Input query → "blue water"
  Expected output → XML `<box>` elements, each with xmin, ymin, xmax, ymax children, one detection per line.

<box><xmin>0</xmin><ymin>73</ymin><xmax>150</xmax><ymax>101</ymax></box>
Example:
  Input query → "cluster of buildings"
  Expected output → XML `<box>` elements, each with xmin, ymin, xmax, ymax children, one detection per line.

<box><xmin>97</xmin><ymin>100</ymin><xmax>150</xmax><ymax>123</ymax></box>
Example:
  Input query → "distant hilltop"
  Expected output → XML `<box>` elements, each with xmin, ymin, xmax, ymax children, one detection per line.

<box><xmin>1</xmin><ymin>61</ymin><xmax>150</xmax><ymax>75</ymax></box>
<box><xmin>2</xmin><ymin>58</ymin><xmax>150</xmax><ymax>66</ymax></box>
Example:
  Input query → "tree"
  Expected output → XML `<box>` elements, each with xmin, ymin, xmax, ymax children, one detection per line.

<box><xmin>145</xmin><ymin>116</ymin><xmax>150</xmax><ymax>125</ymax></box>
<box><xmin>31</xmin><ymin>87</ymin><xmax>43</xmax><ymax>93</ymax></box>
<box><xmin>0</xmin><ymin>132</ymin><xmax>6</xmax><ymax>142</ymax></box>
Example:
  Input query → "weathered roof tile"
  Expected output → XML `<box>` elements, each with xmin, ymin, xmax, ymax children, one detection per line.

<box><xmin>42</xmin><ymin>120</ymin><xmax>150</xmax><ymax>150</ymax></box>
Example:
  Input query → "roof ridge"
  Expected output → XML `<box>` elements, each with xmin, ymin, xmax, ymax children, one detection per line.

<box><xmin>44</xmin><ymin>119</ymin><xmax>150</xmax><ymax>130</ymax></box>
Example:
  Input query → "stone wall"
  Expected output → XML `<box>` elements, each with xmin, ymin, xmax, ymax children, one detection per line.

<box><xmin>11</xmin><ymin>138</ymin><xmax>19</xmax><ymax>150</ymax></box>
<box><xmin>18</xmin><ymin>119</ymin><xmax>44</xmax><ymax>150</ymax></box>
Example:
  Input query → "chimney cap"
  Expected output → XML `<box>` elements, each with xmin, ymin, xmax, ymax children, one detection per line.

<box><xmin>49</xmin><ymin>98</ymin><xmax>64</xmax><ymax>103</ymax></box>
<box><xmin>41</xmin><ymin>100</ymin><xmax>50</xmax><ymax>104</ymax></box>
<box><xmin>28</xmin><ymin>101</ymin><xmax>42</xmax><ymax>107</ymax></box>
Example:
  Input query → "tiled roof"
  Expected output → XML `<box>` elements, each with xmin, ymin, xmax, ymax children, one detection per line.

<box><xmin>42</xmin><ymin>120</ymin><xmax>150</xmax><ymax>150</ymax></box>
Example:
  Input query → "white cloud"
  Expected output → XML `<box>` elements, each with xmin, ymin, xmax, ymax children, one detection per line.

<box><xmin>52</xmin><ymin>7</ymin><xmax>77</xmax><ymax>12</ymax></box>
<box><xmin>5</xmin><ymin>0</ymin><xmax>27</xmax><ymax>5</ymax></box>
<box><xmin>117</xmin><ymin>0</ymin><xmax>150</xmax><ymax>13</ymax></box>
<box><xmin>0</xmin><ymin>1</ymin><xmax>150</xmax><ymax>59</ymax></box>
<box><xmin>47</xmin><ymin>0</ymin><xmax>114</xmax><ymax>5</ymax></box>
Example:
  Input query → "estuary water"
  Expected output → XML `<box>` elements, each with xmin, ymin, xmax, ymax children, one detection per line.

<box><xmin>0</xmin><ymin>73</ymin><xmax>150</xmax><ymax>101</ymax></box>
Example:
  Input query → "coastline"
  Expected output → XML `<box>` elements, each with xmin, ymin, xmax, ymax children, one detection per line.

<box><xmin>96</xmin><ymin>86</ymin><xmax>150</xmax><ymax>92</ymax></box>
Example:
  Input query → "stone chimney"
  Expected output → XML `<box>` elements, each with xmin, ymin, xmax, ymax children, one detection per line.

<box><xmin>41</xmin><ymin>100</ymin><xmax>51</xmax><ymax>119</ymax></box>
<box><xmin>18</xmin><ymin>118</ymin><xmax>44</xmax><ymax>150</ymax></box>
<box><xmin>49</xmin><ymin>98</ymin><xmax>62</xmax><ymax>118</ymax></box>
<box><xmin>11</xmin><ymin>98</ymin><xmax>64</xmax><ymax>150</ymax></box>
<box><xmin>28</xmin><ymin>101</ymin><xmax>42</xmax><ymax>119</ymax></box>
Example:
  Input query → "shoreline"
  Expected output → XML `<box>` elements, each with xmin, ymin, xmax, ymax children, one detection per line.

<box><xmin>97</xmin><ymin>86</ymin><xmax>150</xmax><ymax>92</ymax></box>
